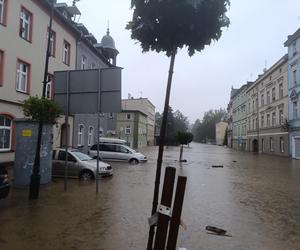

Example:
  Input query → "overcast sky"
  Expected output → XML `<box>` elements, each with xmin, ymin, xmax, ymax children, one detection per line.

<box><xmin>61</xmin><ymin>0</ymin><xmax>300</xmax><ymax>123</ymax></box>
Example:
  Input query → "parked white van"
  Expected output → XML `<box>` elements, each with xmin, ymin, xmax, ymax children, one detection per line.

<box><xmin>89</xmin><ymin>139</ymin><xmax>147</xmax><ymax>164</ymax></box>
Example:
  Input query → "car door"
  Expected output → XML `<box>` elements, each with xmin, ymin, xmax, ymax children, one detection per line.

<box><xmin>116</xmin><ymin>145</ymin><xmax>131</xmax><ymax>161</ymax></box>
<box><xmin>100</xmin><ymin>144</ymin><xmax>116</xmax><ymax>160</ymax></box>
<box><xmin>53</xmin><ymin>150</ymin><xmax>77</xmax><ymax>177</ymax></box>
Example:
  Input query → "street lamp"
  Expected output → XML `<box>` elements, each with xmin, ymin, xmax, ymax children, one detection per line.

<box><xmin>29</xmin><ymin>0</ymin><xmax>55</xmax><ymax>199</ymax></box>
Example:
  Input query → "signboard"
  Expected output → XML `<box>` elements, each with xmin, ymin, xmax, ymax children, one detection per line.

<box><xmin>53</xmin><ymin>68</ymin><xmax>122</xmax><ymax>114</ymax></box>
<box><xmin>22</xmin><ymin>129</ymin><xmax>32</xmax><ymax>137</ymax></box>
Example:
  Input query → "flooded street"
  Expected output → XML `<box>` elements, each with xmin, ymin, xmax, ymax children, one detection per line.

<box><xmin>1</xmin><ymin>143</ymin><xmax>300</xmax><ymax>250</ymax></box>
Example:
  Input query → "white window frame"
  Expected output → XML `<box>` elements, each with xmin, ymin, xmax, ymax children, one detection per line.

<box><xmin>270</xmin><ymin>137</ymin><xmax>274</xmax><ymax>152</ymax></box>
<box><xmin>78</xmin><ymin>124</ymin><xmax>84</xmax><ymax>146</ymax></box>
<box><xmin>47</xmin><ymin>29</ymin><xmax>56</xmax><ymax>57</ymax></box>
<box><xmin>81</xmin><ymin>55</ymin><xmax>86</xmax><ymax>70</ymax></box>
<box><xmin>279</xmin><ymin>110</ymin><xmax>283</xmax><ymax>125</ymax></box>
<box><xmin>293</xmin><ymin>69</ymin><xmax>297</xmax><ymax>86</ymax></box>
<box><xmin>88</xmin><ymin>126</ymin><xmax>94</xmax><ymax>146</ymax></box>
<box><xmin>293</xmin><ymin>101</ymin><xmax>298</xmax><ymax>119</ymax></box>
<box><xmin>267</xmin><ymin>114</ymin><xmax>270</xmax><ymax>127</ymax></box>
<box><xmin>280</xmin><ymin>137</ymin><xmax>284</xmax><ymax>153</ymax></box>
<box><xmin>279</xmin><ymin>83</ymin><xmax>283</xmax><ymax>99</ymax></box>
<box><xmin>272</xmin><ymin>112</ymin><xmax>276</xmax><ymax>126</ymax></box>
<box><xmin>20</xmin><ymin>8</ymin><xmax>31</xmax><ymax>41</ymax></box>
<box><xmin>63</xmin><ymin>41</ymin><xmax>70</xmax><ymax>65</ymax></box>
<box><xmin>125</xmin><ymin>125</ymin><xmax>131</xmax><ymax>134</ymax></box>
<box><xmin>0</xmin><ymin>0</ymin><xmax>5</xmax><ymax>24</ymax></box>
<box><xmin>0</xmin><ymin>115</ymin><xmax>12</xmax><ymax>152</ymax></box>
<box><xmin>16</xmin><ymin>61</ymin><xmax>29</xmax><ymax>93</ymax></box>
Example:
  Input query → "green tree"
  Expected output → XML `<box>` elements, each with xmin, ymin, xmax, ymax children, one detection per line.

<box><xmin>127</xmin><ymin>1</ymin><xmax>230</xmax><ymax>247</ymax></box>
<box><xmin>192</xmin><ymin>108</ymin><xmax>227</xmax><ymax>143</ymax></box>
<box><xmin>176</xmin><ymin>131</ymin><xmax>193</xmax><ymax>161</ymax></box>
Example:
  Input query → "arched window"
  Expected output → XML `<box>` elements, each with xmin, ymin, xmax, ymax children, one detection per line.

<box><xmin>0</xmin><ymin>115</ymin><xmax>12</xmax><ymax>151</ymax></box>
<box><xmin>78</xmin><ymin>124</ymin><xmax>84</xmax><ymax>146</ymax></box>
<box><xmin>88</xmin><ymin>126</ymin><xmax>94</xmax><ymax>146</ymax></box>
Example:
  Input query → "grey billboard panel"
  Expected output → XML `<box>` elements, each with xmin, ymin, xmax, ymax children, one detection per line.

<box><xmin>69</xmin><ymin>93</ymin><xmax>98</xmax><ymax>114</ymax></box>
<box><xmin>70</xmin><ymin>70</ymin><xmax>99</xmax><ymax>93</ymax></box>
<box><xmin>101</xmin><ymin>68</ymin><xmax>122</xmax><ymax>92</ymax></box>
<box><xmin>54</xmin><ymin>71</ymin><xmax>68</xmax><ymax>94</ymax></box>
<box><xmin>53</xmin><ymin>68</ymin><xmax>122</xmax><ymax>115</ymax></box>
<box><xmin>101</xmin><ymin>91</ymin><xmax>122</xmax><ymax>113</ymax></box>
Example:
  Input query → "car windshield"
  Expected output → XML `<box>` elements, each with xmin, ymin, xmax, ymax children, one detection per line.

<box><xmin>72</xmin><ymin>151</ymin><xmax>93</xmax><ymax>161</ymax></box>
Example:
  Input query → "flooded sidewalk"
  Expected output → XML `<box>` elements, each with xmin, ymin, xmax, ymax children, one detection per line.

<box><xmin>0</xmin><ymin>143</ymin><xmax>300</xmax><ymax>250</ymax></box>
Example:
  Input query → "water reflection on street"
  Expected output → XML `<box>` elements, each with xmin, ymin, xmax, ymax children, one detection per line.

<box><xmin>0</xmin><ymin>143</ymin><xmax>299</xmax><ymax>250</ymax></box>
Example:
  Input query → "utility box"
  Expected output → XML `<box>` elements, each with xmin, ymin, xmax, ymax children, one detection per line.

<box><xmin>14</xmin><ymin>119</ymin><xmax>53</xmax><ymax>187</ymax></box>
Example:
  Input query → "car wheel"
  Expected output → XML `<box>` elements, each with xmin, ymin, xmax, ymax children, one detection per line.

<box><xmin>79</xmin><ymin>170</ymin><xmax>94</xmax><ymax>181</ymax></box>
<box><xmin>129</xmin><ymin>158</ymin><xmax>139</xmax><ymax>165</ymax></box>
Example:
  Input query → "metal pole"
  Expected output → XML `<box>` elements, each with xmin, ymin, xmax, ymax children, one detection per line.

<box><xmin>147</xmin><ymin>49</ymin><xmax>176</xmax><ymax>250</ymax></box>
<box><xmin>29</xmin><ymin>0</ymin><xmax>55</xmax><ymax>200</ymax></box>
<box><xmin>64</xmin><ymin>71</ymin><xmax>70</xmax><ymax>191</ymax></box>
<box><xmin>96</xmin><ymin>69</ymin><xmax>101</xmax><ymax>194</ymax></box>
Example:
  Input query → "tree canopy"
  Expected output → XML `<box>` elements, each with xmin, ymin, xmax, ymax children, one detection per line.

<box><xmin>192</xmin><ymin>108</ymin><xmax>226</xmax><ymax>143</ymax></box>
<box><xmin>127</xmin><ymin>0</ymin><xmax>230</xmax><ymax>56</ymax></box>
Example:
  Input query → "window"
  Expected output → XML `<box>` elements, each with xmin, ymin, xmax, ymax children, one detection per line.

<box><xmin>293</xmin><ymin>101</ymin><xmax>298</xmax><ymax>119</ymax></box>
<box><xmin>248</xmin><ymin>120</ymin><xmax>251</xmax><ymax>130</ymax></box>
<box><xmin>16</xmin><ymin>60</ymin><xmax>30</xmax><ymax>93</ymax></box>
<box><xmin>267</xmin><ymin>114</ymin><xmax>270</xmax><ymax>127</ymax></box>
<box><xmin>279</xmin><ymin>83</ymin><xmax>283</xmax><ymax>98</ymax></box>
<box><xmin>109</xmin><ymin>113</ymin><xmax>113</xmax><ymax>119</ymax></box>
<box><xmin>47</xmin><ymin>28</ymin><xmax>56</xmax><ymax>57</ymax></box>
<box><xmin>63</xmin><ymin>40</ymin><xmax>70</xmax><ymax>65</ymax></box>
<box><xmin>20</xmin><ymin>7</ymin><xmax>33</xmax><ymax>42</ymax></box>
<box><xmin>45</xmin><ymin>74</ymin><xmax>52</xmax><ymax>99</ymax></box>
<box><xmin>81</xmin><ymin>55</ymin><xmax>86</xmax><ymax>70</ymax></box>
<box><xmin>279</xmin><ymin>110</ymin><xmax>284</xmax><ymax>125</ymax></box>
<box><xmin>90</xmin><ymin>63</ymin><xmax>96</xmax><ymax>69</ymax></box>
<box><xmin>58</xmin><ymin>151</ymin><xmax>76</xmax><ymax>162</ymax></box>
<box><xmin>272</xmin><ymin>88</ymin><xmax>275</xmax><ymax>101</ymax></box>
<box><xmin>261</xmin><ymin>94</ymin><xmax>264</xmax><ymax>106</ymax></box>
<box><xmin>261</xmin><ymin>115</ymin><xmax>264</xmax><ymax>128</ymax></box>
<box><xmin>267</xmin><ymin>91</ymin><xmax>270</xmax><ymax>104</ymax></box>
<box><xmin>126</xmin><ymin>113</ymin><xmax>131</xmax><ymax>120</ymax></box>
<box><xmin>262</xmin><ymin>139</ymin><xmax>265</xmax><ymax>152</ymax></box>
<box><xmin>248</xmin><ymin>102</ymin><xmax>251</xmax><ymax>113</ymax></box>
<box><xmin>272</xmin><ymin>112</ymin><xmax>276</xmax><ymax>126</ymax></box>
<box><xmin>293</xmin><ymin>42</ymin><xmax>297</xmax><ymax>55</ymax></box>
<box><xmin>78</xmin><ymin>124</ymin><xmax>84</xmax><ymax>146</ymax></box>
<box><xmin>0</xmin><ymin>115</ymin><xmax>12</xmax><ymax>151</ymax></box>
<box><xmin>125</xmin><ymin>125</ymin><xmax>131</xmax><ymax>134</ymax></box>
<box><xmin>88</xmin><ymin>126</ymin><xmax>94</xmax><ymax>146</ymax></box>
<box><xmin>0</xmin><ymin>0</ymin><xmax>7</xmax><ymax>25</ymax></box>
<box><xmin>293</xmin><ymin>69</ymin><xmax>297</xmax><ymax>86</ymax></box>
<box><xmin>280</xmin><ymin>137</ymin><xmax>284</xmax><ymax>153</ymax></box>
<box><xmin>270</xmin><ymin>137</ymin><xmax>274</xmax><ymax>152</ymax></box>
<box><xmin>252</xmin><ymin>100</ymin><xmax>255</xmax><ymax>111</ymax></box>
<box><xmin>252</xmin><ymin>119</ymin><xmax>255</xmax><ymax>130</ymax></box>
<box><xmin>0</xmin><ymin>50</ymin><xmax>3</xmax><ymax>86</ymax></box>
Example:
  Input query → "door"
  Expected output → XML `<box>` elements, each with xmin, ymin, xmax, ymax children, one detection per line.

<box><xmin>293</xmin><ymin>137</ymin><xmax>300</xmax><ymax>159</ymax></box>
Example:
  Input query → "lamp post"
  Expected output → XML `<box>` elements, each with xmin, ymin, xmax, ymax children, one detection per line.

<box><xmin>29</xmin><ymin>0</ymin><xmax>55</xmax><ymax>199</ymax></box>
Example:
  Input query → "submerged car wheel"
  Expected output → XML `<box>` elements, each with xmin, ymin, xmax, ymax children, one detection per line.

<box><xmin>79</xmin><ymin>170</ymin><xmax>94</xmax><ymax>181</ymax></box>
<box><xmin>129</xmin><ymin>158</ymin><xmax>139</xmax><ymax>165</ymax></box>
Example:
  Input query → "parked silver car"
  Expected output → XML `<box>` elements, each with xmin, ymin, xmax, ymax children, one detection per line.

<box><xmin>52</xmin><ymin>148</ymin><xmax>113</xmax><ymax>180</ymax></box>
<box><xmin>89</xmin><ymin>143</ymin><xmax>147</xmax><ymax>164</ymax></box>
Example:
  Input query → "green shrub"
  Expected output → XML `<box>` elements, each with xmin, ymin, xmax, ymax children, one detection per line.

<box><xmin>22</xmin><ymin>96</ymin><xmax>62</xmax><ymax>124</ymax></box>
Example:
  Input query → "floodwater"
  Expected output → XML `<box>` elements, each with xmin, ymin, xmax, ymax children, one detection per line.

<box><xmin>0</xmin><ymin>143</ymin><xmax>300</xmax><ymax>250</ymax></box>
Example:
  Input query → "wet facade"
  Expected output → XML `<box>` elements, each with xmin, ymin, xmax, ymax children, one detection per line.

<box><xmin>247</xmin><ymin>55</ymin><xmax>289</xmax><ymax>157</ymax></box>
<box><xmin>284</xmin><ymin>28</ymin><xmax>300</xmax><ymax>159</ymax></box>
<box><xmin>232</xmin><ymin>83</ymin><xmax>252</xmax><ymax>151</ymax></box>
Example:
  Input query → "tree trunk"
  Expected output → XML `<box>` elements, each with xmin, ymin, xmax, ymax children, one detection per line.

<box><xmin>179</xmin><ymin>144</ymin><xmax>183</xmax><ymax>162</ymax></box>
<box><xmin>147</xmin><ymin>49</ymin><xmax>176</xmax><ymax>250</ymax></box>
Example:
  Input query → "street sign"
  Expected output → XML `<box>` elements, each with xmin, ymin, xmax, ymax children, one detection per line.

<box><xmin>53</xmin><ymin>67</ymin><xmax>122</xmax><ymax>114</ymax></box>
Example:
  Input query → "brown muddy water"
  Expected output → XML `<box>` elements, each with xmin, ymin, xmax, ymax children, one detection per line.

<box><xmin>0</xmin><ymin>143</ymin><xmax>300</xmax><ymax>250</ymax></box>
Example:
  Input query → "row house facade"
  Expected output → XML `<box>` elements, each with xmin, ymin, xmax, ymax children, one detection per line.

<box><xmin>0</xmin><ymin>0</ymin><xmax>79</xmax><ymax>163</ymax></box>
<box><xmin>246</xmin><ymin>54</ymin><xmax>289</xmax><ymax>156</ymax></box>
<box><xmin>121</xmin><ymin>97</ymin><xmax>155</xmax><ymax>146</ymax></box>
<box><xmin>0</xmin><ymin>0</ymin><xmax>121</xmax><ymax>163</ymax></box>
<box><xmin>116</xmin><ymin>110</ymin><xmax>147</xmax><ymax>149</ymax></box>
<box><xmin>231</xmin><ymin>82</ymin><xmax>252</xmax><ymax>151</ymax></box>
<box><xmin>284</xmin><ymin>28</ymin><xmax>300</xmax><ymax>159</ymax></box>
<box><xmin>226</xmin><ymin>87</ymin><xmax>238</xmax><ymax>148</ymax></box>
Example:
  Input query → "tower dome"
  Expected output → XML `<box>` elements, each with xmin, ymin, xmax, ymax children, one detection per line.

<box><xmin>100</xmin><ymin>28</ymin><xmax>116</xmax><ymax>50</ymax></box>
